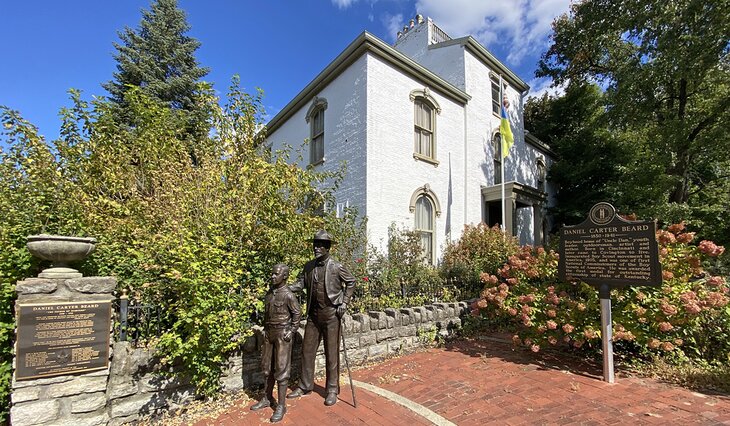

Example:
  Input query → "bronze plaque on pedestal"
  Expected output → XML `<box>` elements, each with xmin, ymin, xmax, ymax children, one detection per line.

<box><xmin>15</xmin><ymin>301</ymin><xmax>111</xmax><ymax>380</ymax></box>
<box><xmin>558</xmin><ymin>202</ymin><xmax>662</xmax><ymax>287</ymax></box>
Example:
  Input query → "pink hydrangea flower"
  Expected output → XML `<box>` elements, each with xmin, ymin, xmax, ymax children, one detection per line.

<box><xmin>656</xmin><ymin>230</ymin><xmax>676</xmax><ymax>245</ymax></box>
<box><xmin>658</xmin><ymin>322</ymin><xmax>673</xmax><ymax>332</ymax></box>
<box><xmin>707</xmin><ymin>276</ymin><xmax>726</xmax><ymax>287</ymax></box>
<box><xmin>667</xmin><ymin>222</ymin><xmax>686</xmax><ymax>234</ymax></box>
<box><xmin>698</xmin><ymin>240</ymin><xmax>725</xmax><ymax>257</ymax></box>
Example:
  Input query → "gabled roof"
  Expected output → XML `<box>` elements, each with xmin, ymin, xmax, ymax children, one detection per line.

<box><xmin>266</xmin><ymin>31</ymin><xmax>470</xmax><ymax>136</ymax></box>
<box><xmin>431</xmin><ymin>36</ymin><xmax>530</xmax><ymax>93</ymax></box>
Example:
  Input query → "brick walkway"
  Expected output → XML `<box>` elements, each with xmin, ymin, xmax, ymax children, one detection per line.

<box><xmin>197</xmin><ymin>337</ymin><xmax>730</xmax><ymax>425</ymax></box>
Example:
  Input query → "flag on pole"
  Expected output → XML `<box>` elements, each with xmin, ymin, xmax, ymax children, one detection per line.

<box><xmin>500</xmin><ymin>103</ymin><xmax>514</xmax><ymax>158</ymax></box>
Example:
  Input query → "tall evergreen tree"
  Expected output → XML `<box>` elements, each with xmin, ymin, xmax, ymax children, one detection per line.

<box><xmin>103</xmin><ymin>0</ymin><xmax>210</xmax><ymax>133</ymax></box>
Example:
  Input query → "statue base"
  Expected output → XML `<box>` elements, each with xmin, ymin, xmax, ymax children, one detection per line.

<box><xmin>38</xmin><ymin>267</ymin><xmax>83</xmax><ymax>279</ymax></box>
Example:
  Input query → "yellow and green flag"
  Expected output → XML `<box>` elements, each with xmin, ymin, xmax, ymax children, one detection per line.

<box><xmin>500</xmin><ymin>104</ymin><xmax>514</xmax><ymax>158</ymax></box>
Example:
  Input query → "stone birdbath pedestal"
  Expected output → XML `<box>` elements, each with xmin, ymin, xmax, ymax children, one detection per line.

<box><xmin>26</xmin><ymin>234</ymin><xmax>97</xmax><ymax>279</ymax></box>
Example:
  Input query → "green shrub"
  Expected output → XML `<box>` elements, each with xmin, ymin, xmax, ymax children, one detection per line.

<box><xmin>440</xmin><ymin>223</ymin><xmax>519</xmax><ymax>297</ymax></box>
<box><xmin>349</xmin><ymin>224</ymin><xmax>456</xmax><ymax>313</ymax></box>
<box><xmin>0</xmin><ymin>80</ymin><xmax>353</xmax><ymax>400</ymax></box>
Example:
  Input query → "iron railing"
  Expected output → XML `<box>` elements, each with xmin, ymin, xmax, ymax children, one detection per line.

<box><xmin>113</xmin><ymin>278</ymin><xmax>483</xmax><ymax>341</ymax></box>
<box><xmin>349</xmin><ymin>277</ymin><xmax>481</xmax><ymax>313</ymax></box>
<box><xmin>114</xmin><ymin>290</ymin><xmax>166</xmax><ymax>344</ymax></box>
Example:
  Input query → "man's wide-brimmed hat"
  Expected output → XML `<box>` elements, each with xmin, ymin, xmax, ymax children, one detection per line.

<box><xmin>311</xmin><ymin>230</ymin><xmax>336</xmax><ymax>244</ymax></box>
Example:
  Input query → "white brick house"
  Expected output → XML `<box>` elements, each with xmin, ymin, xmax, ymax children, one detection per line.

<box><xmin>266</xmin><ymin>17</ymin><xmax>556</xmax><ymax>262</ymax></box>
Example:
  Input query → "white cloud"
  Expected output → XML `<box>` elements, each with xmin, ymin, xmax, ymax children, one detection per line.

<box><xmin>525</xmin><ymin>77</ymin><xmax>566</xmax><ymax>99</ymax></box>
<box><xmin>414</xmin><ymin>0</ymin><xmax>570</xmax><ymax>67</ymax></box>
<box><xmin>331</xmin><ymin>0</ymin><xmax>357</xmax><ymax>9</ymax></box>
<box><xmin>381</xmin><ymin>12</ymin><xmax>404</xmax><ymax>42</ymax></box>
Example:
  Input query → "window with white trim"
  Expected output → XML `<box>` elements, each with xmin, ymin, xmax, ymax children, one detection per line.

<box><xmin>492</xmin><ymin>132</ymin><xmax>502</xmax><ymax>184</ymax></box>
<box><xmin>414</xmin><ymin>99</ymin><xmax>434</xmax><ymax>158</ymax></box>
<box><xmin>310</xmin><ymin>109</ymin><xmax>324</xmax><ymax>164</ymax></box>
<box><xmin>410</xmin><ymin>88</ymin><xmax>441</xmax><ymax>164</ymax></box>
<box><xmin>536</xmin><ymin>158</ymin><xmax>546</xmax><ymax>192</ymax></box>
<box><xmin>415</xmin><ymin>195</ymin><xmax>435</xmax><ymax>264</ymax></box>
<box><xmin>305</xmin><ymin>97</ymin><xmax>327</xmax><ymax>165</ymax></box>
<box><xmin>491</xmin><ymin>76</ymin><xmax>501</xmax><ymax>115</ymax></box>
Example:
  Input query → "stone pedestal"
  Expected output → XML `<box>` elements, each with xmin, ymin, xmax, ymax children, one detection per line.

<box><xmin>11</xmin><ymin>276</ymin><xmax>116</xmax><ymax>426</ymax></box>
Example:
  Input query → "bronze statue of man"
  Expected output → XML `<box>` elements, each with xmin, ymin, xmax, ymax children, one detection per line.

<box><xmin>251</xmin><ymin>263</ymin><xmax>301</xmax><ymax>423</ymax></box>
<box><xmin>287</xmin><ymin>230</ymin><xmax>356</xmax><ymax>406</ymax></box>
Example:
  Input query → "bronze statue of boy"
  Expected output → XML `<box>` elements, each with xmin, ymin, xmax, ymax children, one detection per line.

<box><xmin>251</xmin><ymin>263</ymin><xmax>301</xmax><ymax>423</ymax></box>
<box><xmin>287</xmin><ymin>230</ymin><xmax>356</xmax><ymax>406</ymax></box>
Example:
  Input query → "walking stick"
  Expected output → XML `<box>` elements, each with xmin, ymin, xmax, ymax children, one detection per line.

<box><xmin>340</xmin><ymin>316</ymin><xmax>357</xmax><ymax>408</ymax></box>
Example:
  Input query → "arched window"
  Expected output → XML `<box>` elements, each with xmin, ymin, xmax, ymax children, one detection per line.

<box><xmin>492</xmin><ymin>132</ymin><xmax>502</xmax><ymax>184</ymax></box>
<box><xmin>410</xmin><ymin>184</ymin><xmax>441</xmax><ymax>265</ymax></box>
<box><xmin>414</xmin><ymin>100</ymin><xmax>433</xmax><ymax>157</ymax></box>
<box><xmin>536</xmin><ymin>158</ymin><xmax>546</xmax><ymax>192</ymax></box>
<box><xmin>415</xmin><ymin>195</ymin><xmax>435</xmax><ymax>264</ymax></box>
<box><xmin>410</xmin><ymin>88</ymin><xmax>441</xmax><ymax>164</ymax></box>
<box><xmin>305</xmin><ymin>97</ymin><xmax>327</xmax><ymax>165</ymax></box>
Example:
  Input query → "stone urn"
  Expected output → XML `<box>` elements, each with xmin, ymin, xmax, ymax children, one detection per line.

<box><xmin>26</xmin><ymin>234</ymin><xmax>97</xmax><ymax>279</ymax></box>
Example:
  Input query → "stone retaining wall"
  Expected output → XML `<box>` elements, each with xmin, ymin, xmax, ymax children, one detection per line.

<box><xmin>11</xmin><ymin>292</ymin><xmax>470</xmax><ymax>425</ymax></box>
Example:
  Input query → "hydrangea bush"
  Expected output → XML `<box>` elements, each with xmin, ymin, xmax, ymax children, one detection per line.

<box><xmin>471</xmin><ymin>223</ymin><xmax>729</xmax><ymax>364</ymax></box>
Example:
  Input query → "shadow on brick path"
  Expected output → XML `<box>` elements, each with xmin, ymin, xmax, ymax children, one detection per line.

<box><xmin>197</xmin><ymin>336</ymin><xmax>730</xmax><ymax>425</ymax></box>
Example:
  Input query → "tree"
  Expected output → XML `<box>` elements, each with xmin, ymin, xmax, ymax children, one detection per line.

<box><xmin>103</xmin><ymin>0</ymin><xmax>210</xmax><ymax>136</ymax></box>
<box><xmin>0</xmin><ymin>79</ymin><xmax>354</xmax><ymax>398</ymax></box>
<box><xmin>537</xmin><ymin>0</ymin><xmax>730</xmax><ymax>242</ymax></box>
<box><xmin>525</xmin><ymin>84</ymin><xmax>630</xmax><ymax>228</ymax></box>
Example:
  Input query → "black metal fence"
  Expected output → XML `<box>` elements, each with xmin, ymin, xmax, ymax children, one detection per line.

<box><xmin>349</xmin><ymin>277</ymin><xmax>482</xmax><ymax>313</ymax></box>
<box><xmin>113</xmin><ymin>279</ymin><xmax>484</xmax><ymax>344</ymax></box>
<box><xmin>113</xmin><ymin>290</ymin><xmax>166</xmax><ymax>345</ymax></box>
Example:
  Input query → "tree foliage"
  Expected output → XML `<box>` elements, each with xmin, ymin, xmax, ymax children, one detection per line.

<box><xmin>103</xmin><ymin>0</ymin><xmax>211</xmax><ymax>138</ymax></box>
<box><xmin>537</xmin><ymin>0</ymin><xmax>730</xmax><ymax>243</ymax></box>
<box><xmin>0</xmin><ymin>79</ymin><xmax>348</xmax><ymax>399</ymax></box>
<box><xmin>525</xmin><ymin>84</ymin><xmax>631</xmax><ymax>227</ymax></box>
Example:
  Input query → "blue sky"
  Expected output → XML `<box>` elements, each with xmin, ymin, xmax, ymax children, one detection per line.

<box><xmin>1</xmin><ymin>0</ymin><xmax>570</xmax><ymax>142</ymax></box>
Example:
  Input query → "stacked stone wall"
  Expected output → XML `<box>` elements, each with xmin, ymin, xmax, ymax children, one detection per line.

<box><xmin>12</xmin><ymin>289</ymin><xmax>470</xmax><ymax>425</ymax></box>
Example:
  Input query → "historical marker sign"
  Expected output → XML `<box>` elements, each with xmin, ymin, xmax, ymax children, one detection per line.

<box><xmin>558</xmin><ymin>202</ymin><xmax>662</xmax><ymax>384</ymax></box>
<box><xmin>559</xmin><ymin>202</ymin><xmax>662</xmax><ymax>287</ymax></box>
<box><xmin>15</xmin><ymin>300</ymin><xmax>111</xmax><ymax>380</ymax></box>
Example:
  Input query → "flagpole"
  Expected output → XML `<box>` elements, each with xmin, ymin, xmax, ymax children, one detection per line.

<box><xmin>500</xmin><ymin>74</ymin><xmax>506</xmax><ymax>233</ymax></box>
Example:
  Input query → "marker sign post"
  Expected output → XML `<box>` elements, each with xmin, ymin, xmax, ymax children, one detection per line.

<box><xmin>558</xmin><ymin>202</ymin><xmax>661</xmax><ymax>383</ymax></box>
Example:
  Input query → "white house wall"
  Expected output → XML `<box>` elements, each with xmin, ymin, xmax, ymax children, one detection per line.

<box><xmin>364</xmin><ymin>53</ymin><xmax>466</xmax><ymax>257</ymax></box>
<box><xmin>393</xmin><ymin>24</ymin><xmax>466</xmax><ymax>91</ymax></box>
<box><xmin>461</xmin><ymin>50</ymin><xmax>552</xmax><ymax>246</ymax></box>
<box><xmin>267</xmin><ymin>55</ymin><xmax>369</xmax><ymax>219</ymax></box>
